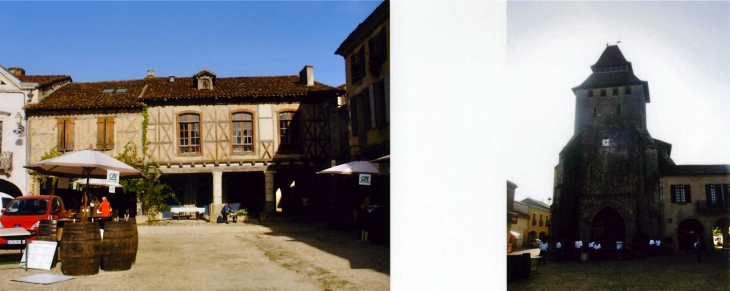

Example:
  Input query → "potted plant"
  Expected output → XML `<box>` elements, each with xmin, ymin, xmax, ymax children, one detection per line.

<box><xmin>237</xmin><ymin>208</ymin><xmax>249</xmax><ymax>223</ymax></box>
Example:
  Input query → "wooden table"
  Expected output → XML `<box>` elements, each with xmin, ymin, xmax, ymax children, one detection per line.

<box><xmin>171</xmin><ymin>207</ymin><xmax>205</xmax><ymax>220</ymax></box>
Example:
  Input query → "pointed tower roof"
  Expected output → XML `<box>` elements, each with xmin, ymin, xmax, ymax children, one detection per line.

<box><xmin>572</xmin><ymin>45</ymin><xmax>650</xmax><ymax>102</ymax></box>
<box><xmin>590</xmin><ymin>45</ymin><xmax>630</xmax><ymax>69</ymax></box>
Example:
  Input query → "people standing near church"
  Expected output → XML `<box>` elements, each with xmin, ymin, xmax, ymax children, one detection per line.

<box><xmin>655</xmin><ymin>239</ymin><xmax>662</xmax><ymax>256</ymax></box>
<box><xmin>539</xmin><ymin>240</ymin><xmax>548</xmax><ymax>265</ymax></box>
<box><xmin>99</xmin><ymin>196</ymin><xmax>111</xmax><ymax>218</ymax></box>
<box><xmin>593</xmin><ymin>243</ymin><xmax>601</xmax><ymax>262</ymax></box>
<box><xmin>694</xmin><ymin>238</ymin><xmax>702</xmax><ymax>262</ymax></box>
<box><xmin>588</xmin><ymin>241</ymin><xmax>595</xmax><ymax>259</ymax></box>
<box><xmin>556</xmin><ymin>240</ymin><xmax>563</xmax><ymax>261</ymax></box>
<box><xmin>574</xmin><ymin>240</ymin><xmax>583</xmax><ymax>262</ymax></box>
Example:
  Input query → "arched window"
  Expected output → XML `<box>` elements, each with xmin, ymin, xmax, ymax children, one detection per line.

<box><xmin>179</xmin><ymin>113</ymin><xmax>201</xmax><ymax>154</ymax></box>
<box><xmin>232</xmin><ymin>112</ymin><xmax>253</xmax><ymax>153</ymax></box>
<box><xmin>279</xmin><ymin>111</ymin><xmax>300</xmax><ymax>152</ymax></box>
<box><xmin>587</xmin><ymin>90</ymin><xmax>594</xmax><ymax>97</ymax></box>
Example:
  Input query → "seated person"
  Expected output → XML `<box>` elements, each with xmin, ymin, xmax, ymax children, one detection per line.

<box><xmin>221</xmin><ymin>203</ymin><xmax>237</xmax><ymax>223</ymax></box>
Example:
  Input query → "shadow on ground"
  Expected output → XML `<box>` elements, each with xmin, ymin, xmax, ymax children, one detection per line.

<box><xmin>256</xmin><ymin>218</ymin><xmax>390</xmax><ymax>275</ymax></box>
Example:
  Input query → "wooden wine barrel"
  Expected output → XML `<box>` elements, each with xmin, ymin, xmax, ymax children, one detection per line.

<box><xmin>60</xmin><ymin>222</ymin><xmax>102</xmax><ymax>276</ymax></box>
<box><xmin>101</xmin><ymin>220</ymin><xmax>137</xmax><ymax>271</ymax></box>
<box><xmin>36</xmin><ymin>220</ymin><xmax>59</xmax><ymax>268</ymax></box>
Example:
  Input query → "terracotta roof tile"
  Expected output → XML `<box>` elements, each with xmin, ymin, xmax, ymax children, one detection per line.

<box><xmin>16</xmin><ymin>75</ymin><xmax>71</xmax><ymax>86</ymax></box>
<box><xmin>141</xmin><ymin>75</ymin><xmax>337</xmax><ymax>100</ymax></box>
<box><xmin>661</xmin><ymin>164</ymin><xmax>730</xmax><ymax>176</ymax></box>
<box><xmin>24</xmin><ymin>80</ymin><xmax>145</xmax><ymax>111</ymax></box>
<box><xmin>25</xmin><ymin>74</ymin><xmax>342</xmax><ymax>111</ymax></box>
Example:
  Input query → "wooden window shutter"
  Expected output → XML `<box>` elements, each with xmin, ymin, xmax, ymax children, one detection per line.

<box><xmin>706</xmin><ymin>184</ymin><xmax>714</xmax><ymax>206</ymax></box>
<box><xmin>57</xmin><ymin>119</ymin><xmax>65</xmax><ymax>151</ymax></box>
<box><xmin>105</xmin><ymin>117</ymin><xmax>115</xmax><ymax>150</ymax></box>
<box><xmin>65</xmin><ymin>119</ymin><xmax>75</xmax><ymax>151</ymax></box>
<box><xmin>670</xmin><ymin>185</ymin><xmax>676</xmax><ymax>203</ymax></box>
<box><xmin>96</xmin><ymin>118</ymin><xmax>105</xmax><ymax>150</ymax></box>
<box><xmin>685</xmin><ymin>185</ymin><xmax>691</xmax><ymax>203</ymax></box>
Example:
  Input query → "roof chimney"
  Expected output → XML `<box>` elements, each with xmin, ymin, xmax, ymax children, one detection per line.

<box><xmin>8</xmin><ymin>67</ymin><xmax>25</xmax><ymax>77</ymax></box>
<box><xmin>147</xmin><ymin>69</ymin><xmax>155</xmax><ymax>78</ymax></box>
<box><xmin>169</xmin><ymin>76</ymin><xmax>175</xmax><ymax>83</ymax></box>
<box><xmin>299</xmin><ymin>65</ymin><xmax>314</xmax><ymax>86</ymax></box>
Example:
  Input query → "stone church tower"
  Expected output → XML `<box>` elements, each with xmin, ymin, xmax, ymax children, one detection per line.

<box><xmin>552</xmin><ymin>45</ymin><xmax>670</xmax><ymax>248</ymax></box>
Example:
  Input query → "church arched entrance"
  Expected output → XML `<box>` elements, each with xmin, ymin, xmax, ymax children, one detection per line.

<box><xmin>712</xmin><ymin>217</ymin><xmax>730</xmax><ymax>248</ymax></box>
<box><xmin>0</xmin><ymin>179</ymin><xmax>22</xmax><ymax>197</ymax></box>
<box><xmin>677</xmin><ymin>219</ymin><xmax>705</xmax><ymax>251</ymax></box>
<box><xmin>591</xmin><ymin>206</ymin><xmax>625</xmax><ymax>249</ymax></box>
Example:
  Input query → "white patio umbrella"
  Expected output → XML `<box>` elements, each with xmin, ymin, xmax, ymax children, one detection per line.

<box><xmin>25</xmin><ymin>149</ymin><xmax>143</xmax><ymax>179</ymax></box>
<box><xmin>25</xmin><ymin>149</ymin><xmax>143</xmax><ymax>210</ymax></box>
<box><xmin>316</xmin><ymin>161</ymin><xmax>380</xmax><ymax>175</ymax></box>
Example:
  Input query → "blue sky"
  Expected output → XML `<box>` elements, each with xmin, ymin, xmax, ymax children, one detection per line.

<box><xmin>0</xmin><ymin>1</ymin><xmax>382</xmax><ymax>86</ymax></box>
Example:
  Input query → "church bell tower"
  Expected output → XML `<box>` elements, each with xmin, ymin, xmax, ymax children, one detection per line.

<box><xmin>551</xmin><ymin>45</ymin><xmax>664</xmax><ymax>248</ymax></box>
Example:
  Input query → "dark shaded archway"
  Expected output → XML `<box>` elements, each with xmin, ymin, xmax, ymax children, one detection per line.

<box><xmin>591</xmin><ymin>206</ymin><xmax>625</xmax><ymax>249</ymax></box>
<box><xmin>0</xmin><ymin>179</ymin><xmax>22</xmax><ymax>197</ymax></box>
<box><xmin>677</xmin><ymin>218</ymin><xmax>705</xmax><ymax>251</ymax></box>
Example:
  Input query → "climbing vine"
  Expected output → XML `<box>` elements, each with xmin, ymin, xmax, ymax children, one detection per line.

<box><xmin>115</xmin><ymin>104</ymin><xmax>177</xmax><ymax>222</ymax></box>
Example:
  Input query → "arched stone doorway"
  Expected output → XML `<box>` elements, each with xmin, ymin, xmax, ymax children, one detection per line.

<box><xmin>712</xmin><ymin>217</ymin><xmax>730</xmax><ymax>248</ymax></box>
<box><xmin>591</xmin><ymin>206</ymin><xmax>625</xmax><ymax>249</ymax></box>
<box><xmin>527</xmin><ymin>231</ymin><xmax>536</xmax><ymax>245</ymax></box>
<box><xmin>0</xmin><ymin>179</ymin><xmax>22</xmax><ymax>197</ymax></box>
<box><xmin>677</xmin><ymin>219</ymin><xmax>705</xmax><ymax>251</ymax></box>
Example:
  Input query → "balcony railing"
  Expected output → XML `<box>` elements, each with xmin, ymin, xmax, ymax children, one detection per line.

<box><xmin>0</xmin><ymin>151</ymin><xmax>12</xmax><ymax>173</ymax></box>
<box><xmin>696</xmin><ymin>200</ymin><xmax>729</xmax><ymax>215</ymax></box>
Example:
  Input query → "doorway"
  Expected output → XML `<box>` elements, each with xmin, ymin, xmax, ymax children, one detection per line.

<box><xmin>677</xmin><ymin>219</ymin><xmax>705</xmax><ymax>251</ymax></box>
<box><xmin>591</xmin><ymin>206</ymin><xmax>625</xmax><ymax>249</ymax></box>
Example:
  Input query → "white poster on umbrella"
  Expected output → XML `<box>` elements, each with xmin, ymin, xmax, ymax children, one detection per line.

<box><xmin>359</xmin><ymin>174</ymin><xmax>372</xmax><ymax>186</ymax></box>
<box><xmin>107</xmin><ymin>170</ymin><xmax>120</xmax><ymax>184</ymax></box>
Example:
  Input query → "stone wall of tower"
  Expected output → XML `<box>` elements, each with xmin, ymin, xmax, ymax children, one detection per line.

<box><xmin>552</xmin><ymin>80</ymin><xmax>662</xmax><ymax>246</ymax></box>
<box><xmin>574</xmin><ymin>84</ymin><xmax>648</xmax><ymax>134</ymax></box>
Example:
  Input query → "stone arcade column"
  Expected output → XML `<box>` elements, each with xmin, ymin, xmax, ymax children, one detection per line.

<box><xmin>264</xmin><ymin>171</ymin><xmax>275</xmax><ymax>214</ymax></box>
<box><xmin>210</xmin><ymin>171</ymin><xmax>223</xmax><ymax>224</ymax></box>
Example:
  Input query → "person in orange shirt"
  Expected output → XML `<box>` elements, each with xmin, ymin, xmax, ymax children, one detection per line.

<box><xmin>99</xmin><ymin>196</ymin><xmax>112</xmax><ymax>217</ymax></box>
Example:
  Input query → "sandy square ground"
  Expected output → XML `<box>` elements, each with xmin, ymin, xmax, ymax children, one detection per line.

<box><xmin>0</xmin><ymin>219</ymin><xmax>390</xmax><ymax>291</ymax></box>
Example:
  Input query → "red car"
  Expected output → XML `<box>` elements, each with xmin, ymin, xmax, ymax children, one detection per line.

<box><xmin>0</xmin><ymin>195</ymin><xmax>68</xmax><ymax>249</ymax></box>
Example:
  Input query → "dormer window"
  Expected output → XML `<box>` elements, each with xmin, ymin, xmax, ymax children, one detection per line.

<box><xmin>600</xmin><ymin>89</ymin><xmax>606</xmax><ymax>97</ymax></box>
<box><xmin>194</xmin><ymin>69</ymin><xmax>217</xmax><ymax>90</ymax></box>
<box><xmin>625</xmin><ymin>87</ymin><xmax>631</xmax><ymax>95</ymax></box>
<box><xmin>612</xmin><ymin>88</ymin><xmax>618</xmax><ymax>96</ymax></box>
<box><xmin>199</xmin><ymin>78</ymin><xmax>212</xmax><ymax>90</ymax></box>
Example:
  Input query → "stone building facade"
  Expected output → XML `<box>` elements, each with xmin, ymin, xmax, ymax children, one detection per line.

<box><xmin>24</xmin><ymin>66</ymin><xmax>343</xmax><ymax>221</ymax></box>
<box><xmin>552</xmin><ymin>46</ymin><xmax>667</xmax><ymax>249</ymax></box>
<box><xmin>335</xmin><ymin>0</ymin><xmax>389</xmax><ymax>157</ymax></box>
<box><xmin>661</xmin><ymin>165</ymin><xmax>729</xmax><ymax>251</ymax></box>
<box><xmin>0</xmin><ymin>66</ymin><xmax>70</xmax><ymax>197</ymax></box>
<box><xmin>552</xmin><ymin>45</ymin><xmax>729</xmax><ymax>253</ymax></box>
<box><xmin>521</xmin><ymin>198</ymin><xmax>551</xmax><ymax>243</ymax></box>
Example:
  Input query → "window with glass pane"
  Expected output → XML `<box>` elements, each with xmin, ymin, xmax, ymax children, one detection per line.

<box><xmin>279</xmin><ymin>111</ymin><xmax>299</xmax><ymax>152</ymax></box>
<box><xmin>179</xmin><ymin>114</ymin><xmax>201</xmax><ymax>154</ymax></box>
<box><xmin>232</xmin><ymin>113</ymin><xmax>253</xmax><ymax>153</ymax></box>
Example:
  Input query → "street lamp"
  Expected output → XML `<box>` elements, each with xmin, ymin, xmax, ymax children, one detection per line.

<box><xmin>13</xmin><ymin>112</ymin><xmax>24</xmax><ymax>136</ymax></box>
